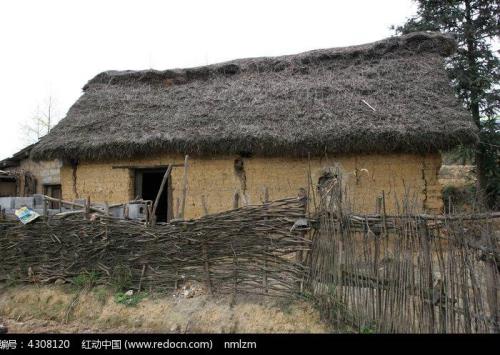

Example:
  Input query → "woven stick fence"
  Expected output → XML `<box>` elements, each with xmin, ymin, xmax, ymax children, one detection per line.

<box><xmin>0</xmin><ymin>197</ymin><xmax>310</xmax><ymax>297</ymax></box>
<box><xmin>308</xmin><ymin>170</ymin><xmax>499</xmax><ymax>333</ymax></box>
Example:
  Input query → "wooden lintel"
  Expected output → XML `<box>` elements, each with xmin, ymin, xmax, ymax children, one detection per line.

<box><xmin>112</xmin><ymin>164</ymin><xmax>183</xmax><ymax>170</ymax></box>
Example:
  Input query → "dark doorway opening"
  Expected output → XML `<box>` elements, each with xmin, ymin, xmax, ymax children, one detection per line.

<box><xmin>135</xmin><ymin>168</ymin><xmax>170</xmax><ymax>222</ymax></box>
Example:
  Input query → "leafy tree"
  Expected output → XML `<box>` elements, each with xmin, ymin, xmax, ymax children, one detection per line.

<box><xmin>393</xmin><ymin>0</ymin><xmax>499</xmax><ymax>209</ymax></box>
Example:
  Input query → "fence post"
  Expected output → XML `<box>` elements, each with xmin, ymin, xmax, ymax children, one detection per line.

<box><xmin>43</xmin><ymin>197</ymin><xmax>48</xmax><ymax>221</ymax></box>
<box><xmin>419</xmin><ymin>219</ymin><xmax>435</xmax><ymax>333</ymax></box>
<box><xmin>296</xmin><ymin>188</ymin><xmax>308</xmax><ymax>264</ymax></box>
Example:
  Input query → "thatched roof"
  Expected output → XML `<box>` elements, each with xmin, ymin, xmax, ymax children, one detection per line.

<box><xmin>31</xmin><ymin>32</ymin><xmax>477</xmax><ymax>161</ymax></box>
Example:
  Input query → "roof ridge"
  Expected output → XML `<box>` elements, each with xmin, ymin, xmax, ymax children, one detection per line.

<box><xmin>84</xmin><ymin>31</ymin><xmax>456</xmax><ymax>89</ymax></box>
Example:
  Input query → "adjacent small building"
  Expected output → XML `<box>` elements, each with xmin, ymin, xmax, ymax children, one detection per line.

<box><xmin>30</xmin><ymin>32</ymin><xmax>477</xmax><ymax>221</ymax></box>
<box><xmin>0</xmin><ymin>143</ymin><xmax>62</xmax><ymax>200</ymax></box>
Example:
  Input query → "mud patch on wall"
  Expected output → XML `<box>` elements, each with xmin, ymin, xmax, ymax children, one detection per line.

<box><xmin>234</xmin><ymin>157</ymin><xmax>247</xmax><ymax>204</ymax></box>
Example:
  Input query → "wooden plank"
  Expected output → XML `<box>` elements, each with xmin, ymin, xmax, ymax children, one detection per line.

<box><xmin>202</xmin><ymin>242</ymin><xmax>213</xmax><ymax>295</ymax></box>
<box><xmin>179</xmin><ymin>155</ymin><xmax>189</xmax><ymax>220</ymax></box>
<box><xmin>112</xmin><ymin>164</ymin><xmax>183</xmax><ymax>170</ymax></box>
<box><xmin>42</xmin><ymin>195</ymin><xmax>104</xmax><ymax>214</ymax></box>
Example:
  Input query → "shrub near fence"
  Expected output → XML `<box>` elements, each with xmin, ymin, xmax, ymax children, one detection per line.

<box><xmin>0</xmin><ymin>197</ymin><xmax>310</xmax><ymax>297</ymax></box>
<box><xmin>308</xmin><ymin>172</ymin><xmax>500</xmax><ymax>333</ymax></box>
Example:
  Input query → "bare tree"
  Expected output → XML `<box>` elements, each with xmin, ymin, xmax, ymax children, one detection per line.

<box><xmin>20</xmin><ymin>96</ymin><xmax>60</xmax><ymax>145</ymax></box>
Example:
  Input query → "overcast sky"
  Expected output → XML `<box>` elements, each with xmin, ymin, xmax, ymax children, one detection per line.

<box><xmin>0</xmin><ymin>0</ymin><xmax>417</xmax><ymax>160</ymax></box>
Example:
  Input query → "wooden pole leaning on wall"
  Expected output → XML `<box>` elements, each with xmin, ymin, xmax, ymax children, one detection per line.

<box><xmin>150</xmin><ymin>164</ymin><xmax>174</xmax><ymax>226</ymax></box>
<box><xmin>179</xmin><ymin>155</ymin><xmax>189</xmax><ymax>220</ymax></box>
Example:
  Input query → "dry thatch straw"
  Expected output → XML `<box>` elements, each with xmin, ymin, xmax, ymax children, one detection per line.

<box><xmin>31</xmin><ymin>32</ymin><xmax>476</xmax><ymax>161</ymax></box>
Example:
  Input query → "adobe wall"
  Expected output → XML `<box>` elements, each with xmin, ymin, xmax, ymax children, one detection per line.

<box><xmin>19</xmin><ymin>159</ymin><xmax>62</xmax><ymax>192</ymax></box>
<box><xmin>60</xmin><ymin>153</ymin><xmax>443</xmax><ymax>219</ymax></box>
<box><xmin>6</xmin><ymin>159</ymin><xmax>62</xmax><ymax>195</ymax></box>
<box><xmin>0</xmin><ymin>181</ymin><xmax>16</xmax><ymax>197</ymax></box>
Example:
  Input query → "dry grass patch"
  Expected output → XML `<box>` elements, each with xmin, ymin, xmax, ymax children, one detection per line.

<box><xmin>0</xmin><ymin>285</ymin><xmax>328</xmax><ymax>333</ymax></box>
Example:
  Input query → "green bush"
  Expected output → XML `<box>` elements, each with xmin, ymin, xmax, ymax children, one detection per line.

<box><xmin>72</xmin><ymin>271</ymin><xmax>99</xmax><ymax>289</ymax></box>
<box><xmin>110</xmin><ymin>265</ymin><xmax>133</xmax><ymax>292</ymax></box>
<box><xmin>114</xmin><ymin>291</ymin><xmax>147</xmax><ymax>307</ymax></box>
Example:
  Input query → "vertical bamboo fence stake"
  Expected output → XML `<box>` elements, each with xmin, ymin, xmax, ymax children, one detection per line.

<box><xmin>485</xmin><ymin>225</ymin><xmax>499</xmax><ymax>333</ymax></box>
<box><xmin>201</xmin><ymin>195</ymin><xmax>213</xmax><ymax>295</ymax></box>
<box><xmin>202</xmin><ymin>242</ymin><xmax>213</xmax><ymax>295</ymax></box>
<box><xmin>297</xmin><ymin>188</ymin><xmax>308</xmax><ymax>293</ymax></box>
<box><xmin>231</xmin><ymin>242</ymin><xmax>238</xmax><ymax>304</ymax></box>
<box><xmin>420</xmin><ymin>219</ymin><xmax>435</xmax><ymax>333</ymax></box>
<box><xmin>179</xmin><ymin>155</ymin><xmax>189</xmax><ymax>220</ymax></box>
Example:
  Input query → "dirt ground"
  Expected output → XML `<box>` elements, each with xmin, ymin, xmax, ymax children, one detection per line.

<box><xmin>0</xmin><ymin>284</ymin><xmax>328</xmax><ymax>333</ymax></box>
